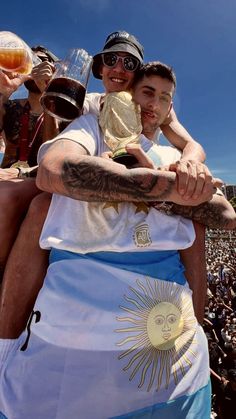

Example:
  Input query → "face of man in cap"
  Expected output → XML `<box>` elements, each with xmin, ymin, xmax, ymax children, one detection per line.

<box><xmin>100</xmin><ymin>52</ymin><xmax>136</xmax><ymax>93</ymax></box>
<box><xmin>92</xmin><ymin>30</ymin><xmax>144</xmax><ymax>94</ymax></box>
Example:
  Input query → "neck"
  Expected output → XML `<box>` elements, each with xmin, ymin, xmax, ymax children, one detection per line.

<box><xmin>141</xmin><ymin>130</ymin><xmax>156</xmax><ymax>142</ymax></box>
<box><xmin>27</xmin><ymin>92</ymin><xmax>43</xmax><ymax>114</ymax></box>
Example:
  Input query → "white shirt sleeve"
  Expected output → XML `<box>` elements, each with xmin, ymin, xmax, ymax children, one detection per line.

<box><xmin>38</xmin><ymin>113</ymin><xmax>100</xmax><ymax>163</ymax></box>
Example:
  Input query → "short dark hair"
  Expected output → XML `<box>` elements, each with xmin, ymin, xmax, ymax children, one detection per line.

<box><xmin>31</xmin><ymin>45</ymin><xmax>59</xmax><ymax>63</ymax></box>
<box><xmin>133</xmin><ymin>61</ymin><xmax>177</xmax><ymax>88</ymax></box>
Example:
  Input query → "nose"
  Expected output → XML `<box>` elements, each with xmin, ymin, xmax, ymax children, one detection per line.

<box><xmin>162</xmin><ymin>319</ymin><xmax>171</xmax><ymax>332</ymax></box>
<box><xmin>113</xmin><ymin>57</ymin><xmax>125</xmax><ymax>72</ymax></box>
<box><xmin>147</xmin><ymin>97</ymin><xmax>161</xmax><ymax>111</ymax></box>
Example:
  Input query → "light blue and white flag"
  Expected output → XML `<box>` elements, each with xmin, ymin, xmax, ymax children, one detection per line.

<box><xmin>0</xmin><ymin>250</ymin><xmax>210</xmax><ymax>419</ymax></box>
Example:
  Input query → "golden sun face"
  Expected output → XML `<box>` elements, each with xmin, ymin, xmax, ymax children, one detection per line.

<box><xmin>115</xmin><ymin>277</ymin><xmax>198</xmax><ymax>391</ymax></box>
<box><xmin>147</xmin><ymin>302</ymin><xmax>184</xmax><ymax>350</ymax></box>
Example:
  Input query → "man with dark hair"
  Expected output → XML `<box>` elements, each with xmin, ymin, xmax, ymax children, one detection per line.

<box><xmin>0</xmin><ymin>31</ymin><xmax>235</xmax><ymax>346</ymax></box>
<box><xmin>0</xmin><ymin>59</ymin><xmax>227</xmax><ymax>418</ymax></box>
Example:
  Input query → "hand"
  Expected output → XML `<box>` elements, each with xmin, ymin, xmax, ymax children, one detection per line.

<box><xmin>0</xmin><ymin>167</ymin><xmax>19</xmax><ymax>180</ymax></box>
<box><xmin>0</xmin><ymin>70</ymin><xmax>29</xmax><ymax>98</ymax></box>
<box><xmin>31</xmin><ymin>61</ymin><xmax>55</xmax><ymax>92</ymax></box>
<box><xmin>167</xmin><ymin>160</ymin><xmax>220</xmax><ymax>199</ymax></box>
<box><xmin>125</xmin><ymin>144</ymin><xmax>155</xmax><ymax>169</ymax></box>
<box><xmin>101</xmin><ymin>144</ymin><xmax>155</xmax><ymax>169</ymax></box>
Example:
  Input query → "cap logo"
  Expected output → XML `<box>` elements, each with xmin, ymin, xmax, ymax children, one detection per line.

<box><xmin>107</xmin><ymin>31</ymin><xmax>130</xmax><ymax>43</ymax></box>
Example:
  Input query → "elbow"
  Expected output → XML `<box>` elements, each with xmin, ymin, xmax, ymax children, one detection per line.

<box><xmin>35</xmin><ymin>167</ymin><xmax>44</xmax><ymax>191</ymax></box>
<box><xmin>222</xmin><ymin>211</ymin><xmax>236</xmax><ymax>230</ymax></box>
<box><xmin>35</xmin><ymin>164</ymin><xmax>50</xmax><ymax>192</ymax></box>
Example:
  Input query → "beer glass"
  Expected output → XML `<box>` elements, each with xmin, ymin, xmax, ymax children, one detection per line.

<box><xmin>0</xmin><ymin>31</ymin><xmax>41</xmax><ymax>74</ymax></box>
<box><xmin>40</xmin><ymin>48</ymin><xmax>92</xmax><ymax>121</ymax></box>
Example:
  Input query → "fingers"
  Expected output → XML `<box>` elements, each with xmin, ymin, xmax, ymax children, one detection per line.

<box><xmin>31</xmin><ymin>62</ymin><xmax>55</xmax><ymax>81</ymax></box>
<box><xmin>0</xmin><ymin>168</ymin><xmax>19</xmax><ymax>180</ymax></box>
<box><xmin>125</xmin><ymin>144</ymin><xmax>155</xmax><ymax>169</ymax></box>
<box><xmin>171</xmin><ymin>160</ymin><xmax>214</xmax><ymax>199</ymax></box>
<box><xmin>212</xmin><ymin>178</ymin><xmax>224</xmax><ymax>189</ymax></box>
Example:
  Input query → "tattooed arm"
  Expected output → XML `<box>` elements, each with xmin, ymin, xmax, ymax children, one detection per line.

<box><xmin>170</xmin><ymin>193</ymin><xmax>236</xmax><ymax>230</ymax></box>
<box><xmin>36</xmin><ymin>139</ymin><xmax>216</xmax><ymax>206</ymax></box>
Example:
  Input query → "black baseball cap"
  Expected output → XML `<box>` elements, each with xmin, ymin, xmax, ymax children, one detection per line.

<box><xmin>92</xmin><ymin>30</ymin><xmax>144</xmax><ymax>79</ymax></box>
<box><xmin>31</xmin><ymin>45</ymin><xmax>59</xmax><ymax>63</ymax></box>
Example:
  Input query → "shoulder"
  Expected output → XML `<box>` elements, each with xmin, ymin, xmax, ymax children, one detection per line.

<box><xmin>38</xmin><ymin>113</ymin><xmax>101</xmax><ymax>162</ymax></box>
<box><xmin>149</xmin><ymin>144</ymin><xmax>182</xmax><ymax>165</ymax></box>
<box><xmin>83</xmin><ymin>92</ymin><xmax>103</xmax><ymax>116</ymax></box>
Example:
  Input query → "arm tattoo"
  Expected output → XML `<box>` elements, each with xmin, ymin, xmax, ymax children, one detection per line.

<box><xmin>61</xmin><ymin>159</ymin><xmax>174</xmax><ymax>202</ymax></box>
<box><xmin>171</xmin><ymin>202</ymin><xmax>231</xmax><ymax>229</ymax></box>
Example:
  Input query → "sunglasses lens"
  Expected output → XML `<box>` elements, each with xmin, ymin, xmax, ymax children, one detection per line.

<box><xmin>103</xmin><ymin>53</ymin><xmax>117</xmax><ymax>67</ymax></box>
<box><xmin>102</xmin><ymin>53</ymin><xmax>139</xmax><ymax>72</ymax></box>
<box><xmin>123</xmin><ymin>56</ymin><xmax>139</xmax><ymax>72</ymax></box>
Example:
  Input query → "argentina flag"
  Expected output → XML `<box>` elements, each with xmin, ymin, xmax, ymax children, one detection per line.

<box><xmin>0</xmin><ymin>249</ymin><xmax>210</xmax><ymax>419</ymax></box>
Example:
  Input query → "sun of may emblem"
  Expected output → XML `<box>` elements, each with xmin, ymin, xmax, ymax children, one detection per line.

<box><xmin>115</xmin><ymin>277</ymin><xmax>198</xmax><ymax>391</ymax></box>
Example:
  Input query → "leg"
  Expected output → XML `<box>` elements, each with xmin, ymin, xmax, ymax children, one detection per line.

<box><xmin>0</xmin><ymin>192</ymin><xmax>52</xmax><ymax>338</ymax></box>
<box><xmin>0</xmin><ymin>179</ymin><xmax>40</xmax><ymax>279</ymax></box>
<box><xmin>180</xmin><ymin>222</ymin><xmax>207</xmax><ymax>325</ymax></box>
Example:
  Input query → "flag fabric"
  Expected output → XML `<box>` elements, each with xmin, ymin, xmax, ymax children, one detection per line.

<box><xmin>0</xmin><ymin>250</ymin><xmax>210</xmax><ymax>418</ymax></box>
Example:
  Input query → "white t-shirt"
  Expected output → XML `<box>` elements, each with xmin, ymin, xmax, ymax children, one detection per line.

<box><xmin>38</xmin><ymin>113</ymin><xmax>195</xmax><ymax>254</ymax></box>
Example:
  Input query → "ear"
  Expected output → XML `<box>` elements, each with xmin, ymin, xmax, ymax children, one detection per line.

<box><xmin>99</xmin><ymin>65</ymin><xmax>104</xmax><ymax>77</ymax></box>
<box><xmin>167</xmin><ymin>102</ymin><xmax>173</xmax><ymax>117</ymax></box>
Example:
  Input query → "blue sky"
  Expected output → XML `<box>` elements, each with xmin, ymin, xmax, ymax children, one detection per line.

<box><xmin>1</xmin><ymin>0</ymin><xmax>235</xmax><ymax>184</ymax></box>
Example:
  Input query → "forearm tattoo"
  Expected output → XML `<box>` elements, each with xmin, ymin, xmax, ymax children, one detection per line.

<box><xmin>171</xmin><ymin>202</ymin><xmax>231</xmax><ymax>229</ymax></box>
<box><xmin>61</xmin><ymin>159</ymin><xmax>174</xmax><ymax>202</ymax></box>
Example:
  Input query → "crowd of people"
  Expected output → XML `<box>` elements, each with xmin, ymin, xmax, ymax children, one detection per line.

<box><xmin>0</xmin><ymin>29</ymin><xmax>235</xmax><ymax>418</ymax></box>
<box><xmin>204</xmin><ymin>229</ymin><xmax>236</xmax><ymax>418</ymax></box>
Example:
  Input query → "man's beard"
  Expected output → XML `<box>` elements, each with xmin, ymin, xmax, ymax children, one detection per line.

<box><xmin>24</xmin><ymin>80</ymin><xmax>41</xmax><ymax>94</ymax></box>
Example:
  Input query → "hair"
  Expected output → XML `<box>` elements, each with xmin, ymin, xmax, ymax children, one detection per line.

<box><xmin>31</xmin><ymin>45</ymin><xmax>58</xmax><ymax>63</ymax></box>
<box><xmin>133</xmin><ymin>61</ymin><xmax>177</xmax><ymax>89</ymax></box>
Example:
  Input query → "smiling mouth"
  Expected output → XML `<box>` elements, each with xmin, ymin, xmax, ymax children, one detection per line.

<box><xmin>110</xmin><ymin>77</ymin><xmax>128</xmax><ymax>84</ymax></box>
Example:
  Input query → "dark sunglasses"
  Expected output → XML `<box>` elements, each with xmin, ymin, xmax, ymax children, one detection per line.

<box><xmin>102</xmin><ymin>53</ymin><xmax>140</xmax><ymax>72</ymax></box>
<box><xmin>37</xmin><ymin>55</ymin><xmax>54</xmax><ymax>64</ymax></box>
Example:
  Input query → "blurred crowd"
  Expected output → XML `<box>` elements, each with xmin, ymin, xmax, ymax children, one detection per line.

<box><xmin>204</xmin><ymin>228</ymin><xmax>236</xmax><ymax>418</ymax></box>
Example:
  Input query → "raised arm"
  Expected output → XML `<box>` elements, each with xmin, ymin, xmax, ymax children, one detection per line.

<box><xmin>160</xmin><ymin>108</ymin><xmax>206</xmax><ymax>162</ymax></box>
<box><xmin>36</xmin><ymin>139</ymin><xmax>217</xmax><ymax>206</ymax></box>
<box><xmin>160</xmin><ymin>108</ymin><xmax>212</xmax><ymax>199</ymax></box>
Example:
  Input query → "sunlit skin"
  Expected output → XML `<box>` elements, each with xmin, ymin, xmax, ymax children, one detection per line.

<box><xmin>132</xmin><ymin>75</ymin><xmax>174</xmax><ymax>141</ymax></box>
<box><xmin>100</xmin><ymin>52</ymin><xmax>136</xmax><ymax>93</ymax></box>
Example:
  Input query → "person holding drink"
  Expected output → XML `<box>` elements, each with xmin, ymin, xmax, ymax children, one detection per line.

<box><xmin>0</xmin><ymin>43</ymin><xmax>59</xmax><ymax>280</ymax></box>
<box><xmin>0</xmin><ymin>59</ymin><xmax>226</xmax><ymax>419</ymax></box>
<box><xmin>0</xmin><ymin>29</ymin><xmax>234</xmax><ymax>347</ymax></box>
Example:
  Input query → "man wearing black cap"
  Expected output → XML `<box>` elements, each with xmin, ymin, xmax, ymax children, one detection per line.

<box><xmin>89</xmin><ymin>30</ymin><xmax>208</xmax><ymax>200</ymax></box>
<box><xmin>0</xmin><ymin>30</ymin><xmax>215</xmax><ymax>343</ymax></box>
<box><xmin>0</xmin><ymin>59</ymin><xmax>229</xmax><ymax>419</ymax></box>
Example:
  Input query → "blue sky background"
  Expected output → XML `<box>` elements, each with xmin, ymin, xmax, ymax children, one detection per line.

<box><xmin>1</xmin><ymin>0</ymin><xmax>235</xmax><ymax>184</ymax></box>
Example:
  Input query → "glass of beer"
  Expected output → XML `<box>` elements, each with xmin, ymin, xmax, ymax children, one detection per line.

<box><xmin>40</xmin><ymin>48</ymin><xmax>92</xmax><ymax>121</ymax></box>
<box><xmin>0</xmin><ymin>31</ymin><xmax>41</xmax><ymax>74</ymax></box>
